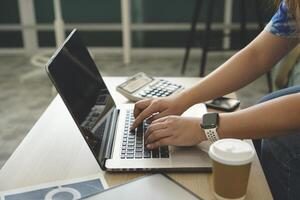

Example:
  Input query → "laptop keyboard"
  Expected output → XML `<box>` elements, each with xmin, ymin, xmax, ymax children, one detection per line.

<box><xmin>120</xmin><ymin>110</ymin><xmax>169</xmax><ymax>159</ymax></box>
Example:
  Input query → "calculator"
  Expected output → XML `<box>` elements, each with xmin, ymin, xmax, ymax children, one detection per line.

<box><xmin>116</xmin><ymin>72</ymin><xmax>184</xmax><ymax>102</ymax></box>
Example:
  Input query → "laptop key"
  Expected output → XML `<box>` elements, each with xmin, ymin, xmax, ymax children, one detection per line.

<box><xmin>135</xmin><ymin>152</ymin><xmax>142</xmax><ymax>158</ymax></box>
<box><xmin>136</xmin><ymin>140</ymin><xmax>143</xmax><ymax>145</ymax></box>
<box><xmin>128</xmin><ymin>135</ymin><xmax>135</xmax><ymax>139</ymax></box>
<box><xmin>161</xmin><ymin>152</ymin><xmax>169</xmax><ymax>158</ymax></box>
<box><xmin>152</xmin><ymin>149</ymin><xmax>160</xmax><ymax>158</ymax></box>
<box><xmin>127</xmin><ymin>149</ymin><xmax>134</xmax><ymax>153</ymax></box>
<box><xmin>135</xmin><ymin>147</ymin><xmax>142</xmax><ymax>152</ymax></box>
<box><xmin>128</xmin><ymin>140</ymin><xmax>135</xmax><ymax>144</ymax></box>
<box><xmin>127</xmin><ymin>147</ymin><xmax>134</xmax><ymax>150</ymax></box>
<box><xmin>137</xmin><ymin>125</ymin><xmax>143</xmax><ymax>136</ymax></box>
<box><xmin>126</xmin><ymin>154</ymin><xmax>134</xmax><ymax>159</ymax></box>
<box><xmin>143</xmin><ymin>149</ymin><xmax>151</xmax><ymax>158</ymax></box>
<box><xmin>160</xmin><ymin>146</ymin><xmax>169</xmax><ymax>158</ymax></box>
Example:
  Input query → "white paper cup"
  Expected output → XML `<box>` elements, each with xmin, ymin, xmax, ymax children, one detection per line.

<box><xmin>209</xmin><ymin>139</ymin><xmax>255</xmax><ymax>200</ymax></box>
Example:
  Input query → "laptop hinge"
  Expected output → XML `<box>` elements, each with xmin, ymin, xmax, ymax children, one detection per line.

<box><xmin>104</xmin><ymin>108</ymin><xmax>119</xmax><ymax>160</ymax></box>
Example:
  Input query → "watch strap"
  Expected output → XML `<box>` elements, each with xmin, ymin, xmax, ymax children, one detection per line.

<box><xmin>203</xmin><ymin>127</ymin><xmax>219</xmax><ymax>143</ymax></box>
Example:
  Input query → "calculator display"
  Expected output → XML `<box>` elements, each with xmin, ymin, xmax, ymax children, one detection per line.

<box><xmin>121</xmin><ymin>74</ymin><xmax>153</xmax><ymax>93</ymax></box>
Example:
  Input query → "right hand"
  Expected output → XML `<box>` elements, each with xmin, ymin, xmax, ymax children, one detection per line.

<box><xmin>131</xmin><ymin>94</ymin><xmax>188</xmax><ymax>130</ymax></box>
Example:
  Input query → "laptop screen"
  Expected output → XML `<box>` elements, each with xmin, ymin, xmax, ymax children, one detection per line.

<box><xmin>46</xmin><ymin>30</ymin><xmax>116</xmax><ymax>159</ymax></box>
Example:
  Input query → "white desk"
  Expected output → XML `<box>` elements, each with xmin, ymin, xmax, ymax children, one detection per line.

<box><xmin>0</xmin><ymin>77</ymin><xmax>272</xmax><ymax>199</ymax></box>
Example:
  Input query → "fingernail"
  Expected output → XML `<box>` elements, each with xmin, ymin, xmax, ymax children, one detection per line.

<box><xmin>147</xmin><ymin>144</ymin><xmax>151</xmax><ymax>149</ymax></box>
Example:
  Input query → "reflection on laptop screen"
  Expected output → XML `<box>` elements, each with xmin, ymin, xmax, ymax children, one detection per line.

<box><xmin>46</xmin><ymin>30</ymin><xmax>116</xmax><ymax>158</ymax></box>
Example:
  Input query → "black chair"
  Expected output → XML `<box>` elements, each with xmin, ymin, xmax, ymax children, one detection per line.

<box><xmin>181</xmin><ymin>0</ymin><xmax>273</xmax><ymax>93</ymax></box>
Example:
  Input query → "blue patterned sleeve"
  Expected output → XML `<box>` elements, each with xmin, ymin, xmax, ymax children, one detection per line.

<box><xmin>264</xmin><ymin>1</ymin><xmax>299</xmax><ymax>38</ymax></box>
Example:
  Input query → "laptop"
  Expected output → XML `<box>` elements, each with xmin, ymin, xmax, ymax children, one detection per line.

<box><xmin>45</xmin><ymin>29</ymin><xmax>211</xmax><ymax>172</ymax></box>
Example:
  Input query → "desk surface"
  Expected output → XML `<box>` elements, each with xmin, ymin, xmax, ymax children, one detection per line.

<box><xmin>0</xmin><ymin>77</ymin><xmax>272</xmax><ymax>199</ymax></box>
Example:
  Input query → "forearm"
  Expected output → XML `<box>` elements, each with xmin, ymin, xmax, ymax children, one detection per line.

<box><xmin>179</xmin><ymin>31</ymin><xmax>297</xmax><ymax>108</ymax></box>
<box><xmin>181</xmin><ymin>47</ymin><xmax>266</xmax><ymax>105</ymax></box>
<box><xmin>218</xmin><ymin>93</ymin><xmax>300</xmax><ymax>139</ymax></box>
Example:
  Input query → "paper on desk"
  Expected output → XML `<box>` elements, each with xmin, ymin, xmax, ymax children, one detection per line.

<box><xmin>181</xmin><ymin>103</ymin><xmax>207</xmax><ymax>118</ymax></box>
<box><xmin>181</xmin><ymin>103</ymin><xmax>211</xmax><ymax>153</ymax></box>
<box><xmin>0</xmin><ymin>173</ymin><xmax>108</xmax><ymax>200</ymax></box>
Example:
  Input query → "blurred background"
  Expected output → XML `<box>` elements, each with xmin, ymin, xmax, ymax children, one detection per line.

<box><xmin>0</xmin><ymin>0</ymin><xmax>276</xmax><ymax>168</ymax></box>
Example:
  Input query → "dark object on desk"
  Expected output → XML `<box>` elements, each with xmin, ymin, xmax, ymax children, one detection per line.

<box><xmin>205</xmin><ymin>97</ymin><xmax>240</xmax><ymax>112</ymax></box>
<box><xmin>84</xmin><ymin>174</ymin><xmax>204</xmax><ymax>200</ymax></box>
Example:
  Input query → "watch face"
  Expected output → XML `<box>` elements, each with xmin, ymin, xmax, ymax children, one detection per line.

<box><xmin>202</xmin><ymin>113</ymin><xmax>219</xmax><ymax>129</ymax></box>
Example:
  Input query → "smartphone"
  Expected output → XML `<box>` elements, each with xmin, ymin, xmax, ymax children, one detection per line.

<box><xmin>205</xmin><ymin>97</ymin><xmax>240</xmax><ymax>112</ymax></box>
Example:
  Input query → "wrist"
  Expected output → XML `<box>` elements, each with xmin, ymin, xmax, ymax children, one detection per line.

<box><xmin>177</xmin><ymin>89</ymin><xmax>196</xmax><ymax>110</ymax></box>
<box><xmin>192</xmin><ymin>118</ymin><xmax>206</xmax><ymax>143</ymax></box>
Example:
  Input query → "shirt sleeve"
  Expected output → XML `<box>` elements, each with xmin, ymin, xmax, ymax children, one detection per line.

<box><xmin>264</xmin><ymin>1</ymin><xmax>299</xmax><ymax>38</ymax></box>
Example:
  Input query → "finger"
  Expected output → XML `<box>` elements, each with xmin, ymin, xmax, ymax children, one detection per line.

<box><xmin>131</xmin><ymin>102</ymin><xmax>160</xmax><ymax>130</ymax></box>
<box><xmin>144</xmin><ymin>112</ymin><xmax>162</xmax><ymax>124</ymax></box>
<box><xmin>145</xmin><ymin>122</ymin><xmax>167</xmax><ymax>138</ymax></box>
<box><xmin>145</xmin><ymin>123</ymin><xmax>168</xmax><ymax>141</ymax></box>
<box><xmin>150</xmin><ymin>110</ymin><xmax>170</xmax><ymax>122</ymax></box>
<box><xmin>133</xmin><ymin>99</ymin><xmax>151</xmax><ymax>118</ymax></box>
<box><xmin>146</xmin><ymin>129</ymin><xmax>171</xmax><ymax>144</ymax></box>
<box><xmin>151</xmin><ymin>116</ymin><xmax>169</xmax><ymax>125</ymax></box>
<box><xmin>146</xmin><ymin>137</ymin><xmax>173</xmax><ymax>150</ymax></box>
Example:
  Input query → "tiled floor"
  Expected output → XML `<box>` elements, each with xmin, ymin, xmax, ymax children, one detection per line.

<box><xmin>0</xmin><ymin>52</ymin><xmax>269</xmax><ymax>168</ymax></box>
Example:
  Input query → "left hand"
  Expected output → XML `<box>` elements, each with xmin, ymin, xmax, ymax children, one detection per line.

<box><xmin>144</xmin><ymin>116</ymin><xmax>206</xmax><ymax>149</ymax></box>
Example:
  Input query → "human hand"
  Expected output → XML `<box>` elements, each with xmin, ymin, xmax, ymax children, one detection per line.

<box><xmin>144</xmin><ymin>116</ymin><xmax>206</xmax><ymax>149</ymax></box>
<box><xmin>131</xmin><ymin>94</ymin><xmax>188</xmax><ymax>130</ymax></box>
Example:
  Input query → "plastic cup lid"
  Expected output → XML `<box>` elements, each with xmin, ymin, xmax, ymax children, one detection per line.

<box><xmin>208</xmin><ymin>139</ymin><xmax>255</xmax><ymax>166</ymax></box>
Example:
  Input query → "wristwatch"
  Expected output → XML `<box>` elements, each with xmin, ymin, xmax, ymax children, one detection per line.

<box><xmin>201</xmin><ymin>112</ymin><xmax>220</xmax><ymax>143</ymax></box>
